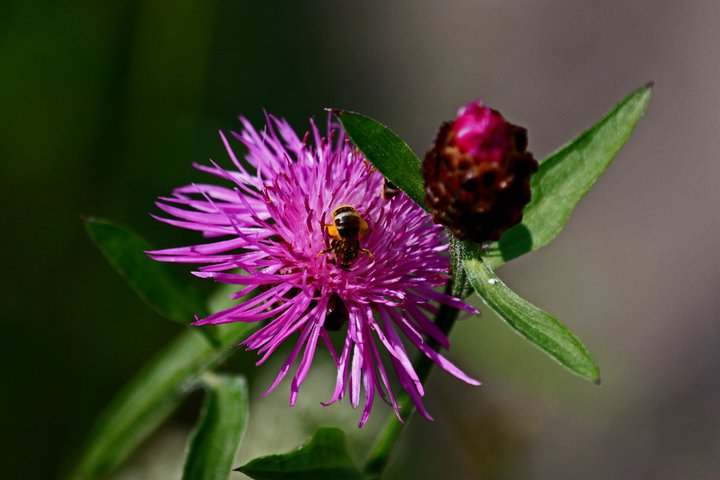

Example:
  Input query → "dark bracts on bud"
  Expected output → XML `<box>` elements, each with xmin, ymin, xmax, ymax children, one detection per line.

<box><xmin>423</xmin><ymin>106</ymin><xmax>538</xmax><ymax>243</ymax></box>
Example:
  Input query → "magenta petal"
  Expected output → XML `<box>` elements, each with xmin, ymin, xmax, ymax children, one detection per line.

<box><xmin>260</xmin><ymin>322</ymin><xmax>313</xmax><ymax>399</ymax></box>
<box><xmin>320</xmin><ymin>329</ymin><xmax>340</xmax><ymax>366</ymax></box>
<box><xmin>323</xmin><ymin>333</ymin><xmax>352</xmax><ymax>406</ymax></box>
<box><xmin>390</xmin><ymin>355</ymin><xmax>433</xmax><ymax>421</ymax></box>
<box><xmin>290</xmin><ymin>324</ymin><xmax>321</xmax><ymax>406</ymax></box>
<box><xmin>405</xmin><ymin>301</ymin><xmax>450</xmax><ymax>350</ymax></box>
<box><xmin>376</xmin><ymin>306</ymin><xmax>424</xmax><ymax>396</ymax></box>
<box><xmin>396</xmin><ymin>318</ymin><xmax>481</xmax><ymax>387</ymax></box>
<box><xmin>349</xmin><ymin>344</ymin><xmax>362</xmax><ymax>409</ymax></box>
<box><xmin>412</xmin><ymin>285</ymin><xmax>480</xmax><ymax>314</ymax></box>
<box><xmin>367</xmin><ymin>329</ymin><xmax>402</xmax><ymax>422</ymax></box>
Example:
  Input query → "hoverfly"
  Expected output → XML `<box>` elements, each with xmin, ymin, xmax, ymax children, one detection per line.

<box><xmin>318</xmin><ymin>204</ymin><xmax>374</xmax><ymax>268</ymax></box>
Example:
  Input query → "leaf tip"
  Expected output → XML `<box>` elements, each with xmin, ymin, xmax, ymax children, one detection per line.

<box><xmin>644</xmin><ymin>80</ymin><xmax>655</xmax><ymax>90</ymax></box>
<box><xmin>326</xmin><ymin>107</ymin><xmax>344</xmax><ymax>116</ymax></box>
<box><xmin>594</xmin><ymin>376</ymin><xmax>602</xmax><ymax>386</ymax></box>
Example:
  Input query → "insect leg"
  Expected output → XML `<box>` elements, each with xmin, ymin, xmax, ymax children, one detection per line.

<box><xmin>360</xmin><ymin>248</ymin><xmax>374</xmax><ymax>261</ymax></box>
<box><xmin>316</xmin><ymin>246</ymin><xmax>334</xmax><ymax>258</ymax></box>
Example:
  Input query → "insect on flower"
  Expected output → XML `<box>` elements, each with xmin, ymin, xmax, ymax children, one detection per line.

<box><xmin>382</xmin><ymin>179</ymin><xmax>400</xmax><ymax>199</ymax></box>
<box><xmin>318</xmin><ymin>204</ymin><xmax>374</xmax><ymax>269</ymax></box>
<box><xmin>324</xmin><ymin>292</ymin><xmax>349</xmax><ymax>331</ymax></box>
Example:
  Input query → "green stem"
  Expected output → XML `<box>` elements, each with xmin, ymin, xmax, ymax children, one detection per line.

<box><xmin>194</xmin><ymin>325</ymin><xmax>221</xmax><ymax>347</ymax></box>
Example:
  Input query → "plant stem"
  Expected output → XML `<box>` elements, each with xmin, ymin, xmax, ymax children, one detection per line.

<box><xmin>363</xmin><ymin>291</ymin><xmax>461</xmax><ymax>479</ymax></box>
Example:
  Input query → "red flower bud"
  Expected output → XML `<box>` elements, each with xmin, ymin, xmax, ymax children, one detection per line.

<box><xmin>423</xmin><ymin>100</ymin><xmax>538</xmax><ymax>243</ymax></box>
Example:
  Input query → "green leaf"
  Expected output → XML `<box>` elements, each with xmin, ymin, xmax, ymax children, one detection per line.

<box><xmin>182</xmin><ymin>373</ymin><xmax>249</xmax><ymax>480</ymax></box>
<box><xmin>334</xmin><ymin>110</ymin><xmax>427</xmax><ymax>210</ymax></box>
<box><xmin>68</xmin><ymin>292</ymin><xmax>257</xmax><ymax>479</ymax></box>
<box><xmin>488</xmin><ymin>84</ymin><xmax>653</xmax><ymax>267</ymax></box>
<box><xmin>74</xmin><ymin>223</ymin><xmax>261</xmax><ymax>479</ymax></box>
<box><xmin>84</xmin><ymin>217</ymin><xmax>208</xmax><ymax>323</ymax></box>
<box><xmin>237</xmin><ymin>428</ymin><xmax>364</xmax><ymax>480</ymax></box>
<box><xmin>68</xmin><ymin>323</ymin><xmax>254</xmax><ymax>479</ymax></box>
<box><xmin>464</xmin><ymin>252</ymin><xmax>600</xmax><ymax>382</ymax></box>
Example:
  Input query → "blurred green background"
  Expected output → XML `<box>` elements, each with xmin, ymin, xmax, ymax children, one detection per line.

<box><xmin>2</xmin><ymin>1</ymin><xmax>718</xmax><ymax>479</ymax></box>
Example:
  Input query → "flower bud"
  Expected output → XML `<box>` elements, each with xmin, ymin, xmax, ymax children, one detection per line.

<box><xmin>423</xmin><ymin>100</ymin><xmax>538</xmax><ymax>243</ymax></box>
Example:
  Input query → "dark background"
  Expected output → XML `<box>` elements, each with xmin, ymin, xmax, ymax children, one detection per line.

<box><xmin>2</xmin><ymin>1</ymin><xmax>718</xmax><ymax>479</ymax></box>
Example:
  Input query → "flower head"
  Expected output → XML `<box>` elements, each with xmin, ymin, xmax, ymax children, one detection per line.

<box><xmin>423</xmin><ymin>100</ymin><xmax>538</xmax><ymax>243</ymax></box>
<box><xmin>148</xmin><ymin>114</ymin><xmax>479</xmax><ymax>426</ymax></box>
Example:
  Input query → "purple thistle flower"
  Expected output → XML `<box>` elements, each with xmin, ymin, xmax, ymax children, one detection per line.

<box><xmin>147</xmin><ymin>114</ymin><xmax>480</xmax><ymax>426</ymax></box>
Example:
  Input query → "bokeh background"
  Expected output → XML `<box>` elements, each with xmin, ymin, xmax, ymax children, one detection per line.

<box><xmin>2</xmin><ymin>1</ymin><xmax>718</xmax><ymax>479</ymax></box>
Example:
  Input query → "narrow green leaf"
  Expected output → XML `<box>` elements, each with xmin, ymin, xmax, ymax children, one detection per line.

<box><xmin>68</xmin><ymin>293</ymin><xmax>257</xmax><ymax>479</ymax></box>
<box><xmin>488</xmin><ymin>84</ymin><xmax>652</xmax><ymax>267</ymax></box>
<box><xmin>334</xmin><ymin>110</ymin><xmax>427</xmax><ymax>210</ymax></box>
<box><xmin>182</xmin><ymin>373</ymin><xmax>249</xmax><ymax>480</ymax></box>
<box><xmin>69</xmin><ymin>330</ymin><xmax>213</xmax><ymax>479</ymax></box>
<box><xmin>84</xmin><ymin>217</ymin><xmax>207</xmax><ymax>323</ymax></box>
<box><xmin>464</xmin><ymin>252</ymin><xmax>600</xmax><ymax>382</ymax></box>
<box><xmin>237</xmin><ymin>428</ymin><xmax>363</xmax><ymax>480</ymax></box>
